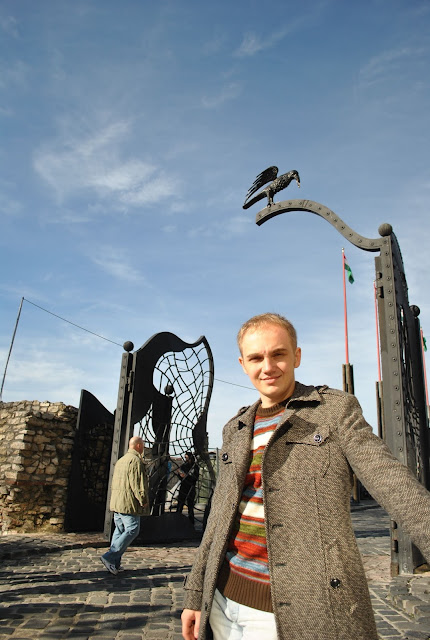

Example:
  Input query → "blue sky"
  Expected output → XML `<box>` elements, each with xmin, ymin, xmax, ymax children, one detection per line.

<box><xmin>1</xmin><ymin>0</ymin><xmax>429</xmax><ymax>448</ymax></box>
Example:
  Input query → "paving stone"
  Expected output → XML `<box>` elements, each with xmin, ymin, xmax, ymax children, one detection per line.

<box><xmin>0</xmin><ymin>503</ymin><xmax>429</xmax><ymax>639</ymax></box>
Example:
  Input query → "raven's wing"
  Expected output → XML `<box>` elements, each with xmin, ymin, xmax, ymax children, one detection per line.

<box><xmin>244</xmin><ymin>166</ymin><xmax>278</xmax><ymax>203</ymax></box>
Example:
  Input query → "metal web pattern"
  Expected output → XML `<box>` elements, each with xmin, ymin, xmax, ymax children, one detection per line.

<box><xmin>149</xmin><ymin>344</ymin><xmax>211</xmax><ymax>454</ymax></box>
<box><xmin>134</xmin><ymin>340</ymin><xmax>215</xmax><ymax>524</ymax></box>
<box><xmin>398</xmin><ymin>304</ymin><xmax>423</xmax><ymax>480</ymax></box>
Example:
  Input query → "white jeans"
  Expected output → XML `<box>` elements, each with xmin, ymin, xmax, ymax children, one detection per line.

<box><xmin>209</xmin><ymin>589</ymin><xmax>278</xmax><ymax>640</ymax></box>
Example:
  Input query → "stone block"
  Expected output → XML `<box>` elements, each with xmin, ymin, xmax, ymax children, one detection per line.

<box><xmin>413</xmin><ymin>606</ymin><xmax>430</xmax><ymax>620</ymax></box>
<box><xmin>403</xmin><ymin>597</ymin><xmax>426</xmax><ymax>615</ymax></box>
<box><xmin>10</xmin><ymin>442</ymin><xmax>27</xmax><ymax>450</ymax></box>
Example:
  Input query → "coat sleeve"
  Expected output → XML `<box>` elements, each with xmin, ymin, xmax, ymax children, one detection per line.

<box><xmin>129</xmin><ymin>458</ymin><xmax>147</xmax><ymax>507</ymax></box>
<box><xmin>330</xmin><ymin>390</ymin><xmax>430</xmax><ymax>562</ymax></box>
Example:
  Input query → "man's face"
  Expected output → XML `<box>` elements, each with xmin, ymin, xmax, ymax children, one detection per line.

<box><xmin>239</xmin><ymin>323</ymin><xmax>301</xmax><ymax>407</ymax></box>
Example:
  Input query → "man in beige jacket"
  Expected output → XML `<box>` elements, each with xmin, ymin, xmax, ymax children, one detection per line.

<box><xmin>101</xmin><ymin>436</ymin><xmax>149</xmax><ymax>575</ymax></box>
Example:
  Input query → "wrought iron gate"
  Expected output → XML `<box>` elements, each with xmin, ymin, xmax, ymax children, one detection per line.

<box><xmin>65</xmin><ymin>389</ymin><xmax>114</xmax><ymax>532</ymax></box>
<box><xmin>256</xmin><ymin>199</ymin><xmax>429</xmax><ymax>575</ymax></box>
<box><xmin>104</xmin><ymin>332</ymin><xmax>215</xmax><ymax>543</ymax></box>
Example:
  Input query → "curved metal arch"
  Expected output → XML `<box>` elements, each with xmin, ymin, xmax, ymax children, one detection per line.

<box><xmin>256</xmin><ymin>199</ymin><xmax>387</xmax><ymax>252</ymax></box>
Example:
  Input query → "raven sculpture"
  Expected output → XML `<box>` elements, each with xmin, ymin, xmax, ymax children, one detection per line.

<box><xmin>243</xmin><ymin>166</ymin><xmax>300</xmax><ymax>209</ymax></box>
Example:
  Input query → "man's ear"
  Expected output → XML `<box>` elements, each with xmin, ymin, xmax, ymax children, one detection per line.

<box><xmin>238</xmin><ymin>356</ymin><xmax>247</xmax><ymax>375</ymax></box>
<box><xmin>294</xmin><ymin>347</ymin><xmax>302</xmax><ymax>369</ymax></box>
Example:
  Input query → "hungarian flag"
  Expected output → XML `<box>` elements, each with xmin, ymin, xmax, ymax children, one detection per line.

<box><xmin>344</xmin><ymin>256</ymin><xmax>354</xmax><ymax>284</ymax></box>
<box><xmin>424</xmin><ymin>336</ymin><xmax>427</xmax><ymax>352</ymax></box>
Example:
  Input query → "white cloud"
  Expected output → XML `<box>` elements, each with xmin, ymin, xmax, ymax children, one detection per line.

<box><xmin>43</xmin><ymin>209</ymin><xmax>92</xmax><ymax>224</ymax></box>
<box><xmin>119</xmin><ymin>175</ymin><xmax>178</xmax><ymax>206</ymax></box>
<box><xmin>90</xmin><ymin>246</ymin><xmax>145</xmax><ymax>283</ymax></box>
<box><xmin>7</xmin><ymin>355</ymin><xmax>82</xmax><ymax>386</ymax></box>
<box><xmin>33</xmin><ymin>119</ymin><xmax>179</xmax><ymax>211</ymax></box>
<box><xmin>0</xmin><ymin>60</ymin><xmax>28</xmax><ymax>90</ymax></box>
<box><xmin>234</xmin><ymin>16</ymin><xmax>309</xmax><ymax>58</ymax></box>
<box><xmin>88</xmin><ymin>160</ymin><xmax>155</xmax><ymax>192</ymax></box>
<box><xmin>201</xmin><ymin>82</ymin><xmax>241</xmax><ymax>108</ymax></box>
<box><xmin>0</xmin><ymin>338</ymin><xmax>120</xmax><ymax>409</ymax></box>
<box><xmin>359</xmin><ymin>46</ymin><xmax>426</xmax><ymax>87</ymax></box>
<box><xmin>0</xmin><ymin>106</ymin><xmax>13</xmax><ymax>117</ymax></box>
<box><xmin>234</xmin><ymin>33</ymin><xmax>265</xmax><ymax>58</ymax></box>
<box><xmin>0</xmin><ymin>15</ymin><xmax>19</xmax><ymax>38</ymax></box>
<box><xmin>223</xmin><ymin>215</ymin><xmax>252</xmax><ymax>236</ymax></box>
<box><xmin>188</xmin><ymin>225</ymin><xmax>214</xmax><ymax>239</ymax></box>
<box><xmin>0</xmin><ymin>192</ymin><xmax>22</xmax><ymax>216</ymax></box>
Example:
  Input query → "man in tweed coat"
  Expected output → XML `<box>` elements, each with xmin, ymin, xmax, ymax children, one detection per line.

<box><xmin>181</xmin><ymin>313</ymin><xmax>430</xmax><ymax>640</ymax></box>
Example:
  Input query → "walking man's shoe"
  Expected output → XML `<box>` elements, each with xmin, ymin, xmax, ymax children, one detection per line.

<box><xmin>101</xmin><ymin>556</ymin><xmax>118</xmax><ymax>575</ymax></box>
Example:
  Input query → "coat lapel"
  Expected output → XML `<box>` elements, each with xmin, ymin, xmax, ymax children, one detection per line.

<box><xmin>230</xmin><ymin>402</ymin><xmax>258</xmax><ymax>488</ymax></box>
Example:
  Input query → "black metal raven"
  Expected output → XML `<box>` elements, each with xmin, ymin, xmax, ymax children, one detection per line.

<box><xmin>243</xmin><ymin>166</ymin><xmax>300</xmax><ymax>209</ymax></box>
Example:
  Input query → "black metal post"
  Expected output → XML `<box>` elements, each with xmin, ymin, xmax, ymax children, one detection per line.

<box><xmin>103</xmin><ymin>341</ymin><xmax>134</xmax><ymax>540</ymax></box>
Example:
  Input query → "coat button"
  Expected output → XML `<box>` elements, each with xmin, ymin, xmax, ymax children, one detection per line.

<box><xmin>314</xmin><ymin>434</ymin><xmax>322</xmax><ymax>443</ymax></box>
<box><xmin>330</xmin><ymin>578</ymin><xmax>341</xmax><ymax>589</ymax></box>
<box><xmin>222</xmin><ymin>452</ymin><xmax>228</xmax><ymax>461</ymax></box>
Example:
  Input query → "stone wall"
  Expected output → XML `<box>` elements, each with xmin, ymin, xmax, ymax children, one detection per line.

<box><xmin>0</xmin><ymin>400</ymin><xmax>78</xmax><ymax>533</ymax></box>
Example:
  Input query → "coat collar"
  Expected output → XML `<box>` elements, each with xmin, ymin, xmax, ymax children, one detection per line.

<box><xmin>234</xmin><ymin>382</ymin><xmax>322</xmax><ymax>431</ymax></box>
<box><xmin>127</xmin><ymin>449</ymin><xmax>143</xmax><ymax>460</ymax></box>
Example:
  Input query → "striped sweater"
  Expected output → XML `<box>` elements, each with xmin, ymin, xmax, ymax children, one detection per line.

<box><xmin>217</xmin><ymin>401</ymin><xmax>287</xmax><ymax>612</ymax></box>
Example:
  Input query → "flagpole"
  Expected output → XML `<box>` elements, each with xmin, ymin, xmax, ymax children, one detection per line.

<box><xmin>342</xmin><ymin>248</ymin><xmax>349</xmax><ymax>364</ymax></box>
<box><xmin>421</xmin><ymin>327</ymin><xmax>429</xmax><ymax>418</ymax></box>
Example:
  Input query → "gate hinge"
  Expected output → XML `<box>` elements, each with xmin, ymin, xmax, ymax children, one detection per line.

<box><xmin>127</xmin><ymin>370</ymin><xmax>134</xmax><ymax>393</ymax></box>
<box><xmin>375</xmin><ymin>272</ymin><xmax>384</xmax><ymax>299</ymax></box>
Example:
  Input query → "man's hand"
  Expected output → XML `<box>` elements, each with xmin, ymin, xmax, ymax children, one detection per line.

<box><xmin>181</xmin><ymin>608</ymin><xmax>201</xmax><ymax>640</ymax></box>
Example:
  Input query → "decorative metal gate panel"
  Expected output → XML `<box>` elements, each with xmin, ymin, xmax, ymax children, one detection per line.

<box><xmin>65</xmin><ymin>389</ymin><xmax>114</xmax><ymax>532</ymax></box>
<box><xmin>256</xmin><ymin>199</ymin><xmax>429</xmax><ymax>575</ymax></box>
<box><xmin>104</xmin><ymin>332</ymin><xmax>215</xmax><ymax>543</ymax></box>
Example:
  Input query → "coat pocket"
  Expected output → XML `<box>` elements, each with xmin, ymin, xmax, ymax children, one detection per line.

<box><xmin>284</xmin><ymin>436</ymin><xmax>330</xmax><ymax>478</ymax></box>
<box><xmin>325</xmin><ymin>538</ymin><xmax>362</xmax><ymax>623</ymax></box>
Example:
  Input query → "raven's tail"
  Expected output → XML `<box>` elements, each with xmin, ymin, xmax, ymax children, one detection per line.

<box><xmin>243</xmin><ymin>190</ymin><xmax>266</xmax><ymax>210</ymax></box>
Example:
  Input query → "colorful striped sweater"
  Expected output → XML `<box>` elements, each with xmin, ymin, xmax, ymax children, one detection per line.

<box><xmin>217</xmin><ymin>401</ymin><xmax>287</xmax><ymax>612</ymax></box>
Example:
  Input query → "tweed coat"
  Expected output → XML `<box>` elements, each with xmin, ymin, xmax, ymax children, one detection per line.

<box><xmin>183</xmin><ymin>382</ymin><xmax>430</xmax><ymax>640</ymax></box>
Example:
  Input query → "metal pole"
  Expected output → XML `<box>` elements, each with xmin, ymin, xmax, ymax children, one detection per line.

<box><xmin>0</xmin><ymin>297</ymin><xmax>24</xmax><ymax>401</ymax></box>
<box><xmin>421</xmin><ymin>328</ymin><xmax>429</xmax><ymax>417</ymax></box>
<box><xmin>374</xmin><ymin>281</ymin><xmax>385</xmax><ymax>440</ymax></box>
<box><xmin>342</xmin><ymin>363</ymin><xmax>360</xmax><ymax>502</ymax></box>
<box><xmin>342</xmin><ymin>249</ymin><xmax>349</xmax><ymax>364</ymax></box>
<box><xmin>103</xmin><ymin>341</ymin><xmax>134</xmax><ymax>540</ymax></box>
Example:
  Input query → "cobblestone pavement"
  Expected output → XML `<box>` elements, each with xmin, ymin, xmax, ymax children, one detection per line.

<box><xmin>353</xmin><ymin>506</ymin><xmax>430</xmax><ymax>640</ymax></box>
<box><xmin>0</xmin><ymin>504</ymin><xmax>429</xmax><ymax>640</ymax></box>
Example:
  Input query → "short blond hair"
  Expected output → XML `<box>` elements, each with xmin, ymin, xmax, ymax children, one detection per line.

<box><xmin>237</xmin><ymin>313</ymin><xmax>297</xmax><ymax>354</ymax></box>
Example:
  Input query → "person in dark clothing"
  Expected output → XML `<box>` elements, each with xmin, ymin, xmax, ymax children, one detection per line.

<box><xmin>176</xmin><ymin>451</ymin><xmax>199</xmax><ymax>523</ymax></box>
